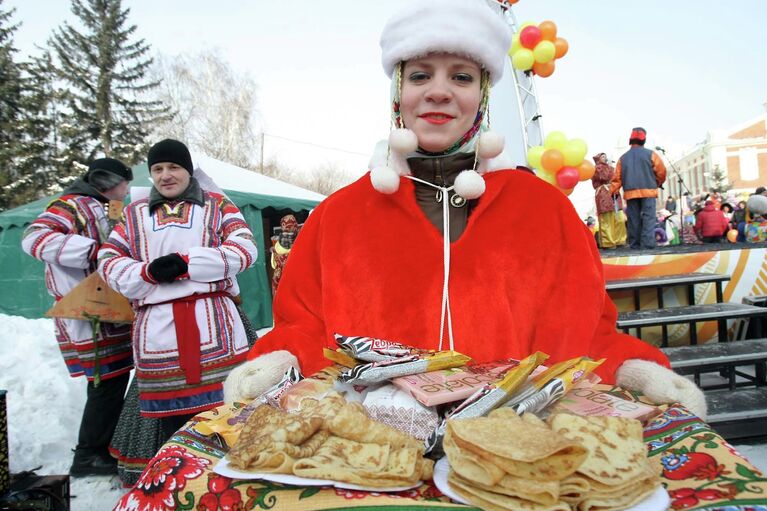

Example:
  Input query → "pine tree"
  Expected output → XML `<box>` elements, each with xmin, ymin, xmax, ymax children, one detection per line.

<box><xmin>708</xmin><ymin>164</ymin><xmax>732</xmax><ymax>194</ymax></box>
<box><xmin>49</xmin><ymin>0</ymin><xmax>169</xmax><ymax>166</ymax></box>
<box><xmin>0</xmin><ymin>0</ymin><xmax>24</xmax><ymax>210</ymax></box>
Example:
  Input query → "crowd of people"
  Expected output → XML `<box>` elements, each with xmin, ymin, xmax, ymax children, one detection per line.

<box><xmin>20</xmin><ymin>0</ymin><xmax>709</xmax><ymax>491</ymax></box>
<box><xmin>589</xmin><ymin>144</ymin><xmax>767</xmax><ymax>249</ymax></box>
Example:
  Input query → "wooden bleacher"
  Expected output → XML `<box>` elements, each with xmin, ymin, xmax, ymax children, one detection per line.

<box><xmin>606</xmin><ymin>272</ymin><xmax>767</xmax><ymax>440</ymax></box>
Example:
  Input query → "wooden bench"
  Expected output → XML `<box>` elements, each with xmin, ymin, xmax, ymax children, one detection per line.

<box><xmin>617</xmin><ymin>303</ymin><xmax>767</xmax><ymax>346</ymax></box>
<box><xmin>663</xmin><ymin>338</ymin><xmax>767</xmax><ymax>389</ymax></box>
<box><xmin>705</xmin><ymin>387</ymin><xmax>767</xmax><ymax>440</ymax></box>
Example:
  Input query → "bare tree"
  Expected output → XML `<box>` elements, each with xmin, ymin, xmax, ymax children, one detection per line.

<box><xmin>150</xmin><ymin>49</ymin><xmax>259</xmax><ymax>168</ymax></box>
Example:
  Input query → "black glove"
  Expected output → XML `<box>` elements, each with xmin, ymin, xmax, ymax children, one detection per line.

<box><xmin>147</xmin><ymin>253</ymin><xmax>188</xmax><ymax>283</ymax></box>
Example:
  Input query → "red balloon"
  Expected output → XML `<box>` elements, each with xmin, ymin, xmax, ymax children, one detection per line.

<box><xmin>555</xmin><ymin>166</ymin><xmax>579</xmax><ymax>189</ymax></box>
<box><xmin>519</xmin><ymin>26</ymin><xmax>543</xmax><ymax>49</ymax></box>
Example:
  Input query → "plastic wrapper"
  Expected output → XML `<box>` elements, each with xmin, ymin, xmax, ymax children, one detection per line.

<box><xmin>509</xmin><ymin>358</ymin><xmax>605</xmax><ymax>416</ymax></box>
<box><xmin>339</xmin><ymin>350</ymin><xmax>471</xmax><ymax>385</ymax></box>
<box><xmin>392</xmin><ymin>359</ymin><xmax>520</xmax><ymax>406</ymax></box>
<box><xmin>363</xmin><ymin>384</ymin><xmax>440</xmax><ymax>441</ymax></box>
<box><xmin>334</xmin><ymin>333</ymin><xmax>429</xmax><ymax>362</ymax></box>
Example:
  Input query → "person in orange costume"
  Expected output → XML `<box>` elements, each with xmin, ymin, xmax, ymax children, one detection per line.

<box><xmin>224</xmin><ymin>0</ymin><xmax>706</xmax><ymax>418</ymax></box>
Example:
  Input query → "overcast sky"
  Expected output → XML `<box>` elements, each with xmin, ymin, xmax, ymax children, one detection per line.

<box><xmin>6</xmin><ymin>0</ymin><xmax>767</xmax><ymax>214</ymax></box>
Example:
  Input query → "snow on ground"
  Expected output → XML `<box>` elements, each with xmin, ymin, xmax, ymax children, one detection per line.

<box><xmin>1</xmin><ymin>313</ymin><xmax>766</xmax><ymax>511</ymax></box>
<box><xmin>0</xmin><ymin>314</ymin><xmax>124</xmax><ymax>510</ymax></box>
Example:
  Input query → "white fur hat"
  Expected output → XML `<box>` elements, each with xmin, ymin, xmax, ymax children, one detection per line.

<box><xmin>380</xmin><ymin>0</ymin><xmax>512</xmax><ymax>86</ymax></box>
<box><xmin>748</xmin><ymin>194</ymin><xmax>767</xmax><ymax>217</ymax></box>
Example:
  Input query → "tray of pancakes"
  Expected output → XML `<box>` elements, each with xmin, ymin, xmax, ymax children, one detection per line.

<box><xmin>215</xmin><ymin>391</ymin><xmax>433</xmax><ymax>491</ymax></box>
<box><xmin>433</xmin><ymin>408</ymin><xmax>670</xmax><ymax>511</ymax></box>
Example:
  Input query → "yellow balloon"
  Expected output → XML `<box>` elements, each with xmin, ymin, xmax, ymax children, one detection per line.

<box><xmin>509</xmin><ymin>34</ymin><xmax>521</xmax><ymax>56</ymax></box>
<box><xmin>562</xmin><ymin>139</ymin><xmax>588</xmax><ymax>166</ymax></box>
<box><xmin>511</xmin><ymin>49</ymin><xmax>535</xmax><ymax>70</ymax></box>
<box><xmin>519</xmin><ymin>20</ymin><xmax>536</xmax><ymax>30</ymax></box>
<box><xmin>527</xmin><ymin>145</ymin><xmax>545</xmax><ymax>169</ymax></box>
<box><xmin>544</xmin><ymin>131</ymin><xmax>567</xmax><ymax>151</ymax></box>
<box><xmin>537</xmin><ymin>170</ymin><xmax>557</xmax><ymax>186</ymax></box>
<box><xmin>532</xmin><ymin>40</ymin><xmax>556</xmax><ymax>64</ymax></box>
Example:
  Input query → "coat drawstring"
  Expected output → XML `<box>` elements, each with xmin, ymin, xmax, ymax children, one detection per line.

<box><xmin>405</xmin><ymin>175</ymin><xmax>455</xmax><ymax>352</ymax></box>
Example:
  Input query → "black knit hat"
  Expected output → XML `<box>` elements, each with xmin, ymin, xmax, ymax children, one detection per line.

<box><xmin>147</xmin><ymin>139</ymin><xmax>194</xmax><ymax>175</ymax></box>
<box><xmin>87</xmin><ymin>157</ymin><xmax>133</xmax><ymax>181</ymax></box>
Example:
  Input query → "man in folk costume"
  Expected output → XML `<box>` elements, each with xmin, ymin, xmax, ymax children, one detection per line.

<box><xmin>224</xmin><ymin>0</ymin><xmax>707</xmax><ymax>419</ymax></box>
<box><xmin>610</xmin><ymin>127</ymin><xmax>667</xmax><ymax>249</ymax></box>
<box><xmin>98</xmin><ymin>139</ymin><xmax>257</xmax><ymax>432</ymax></box>
<box><xmin>22</xmin><ymin>158</ymin><xmax>134</xmax><ymax>476</ymax></box>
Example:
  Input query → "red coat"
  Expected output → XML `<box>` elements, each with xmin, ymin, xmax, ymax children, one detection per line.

<box><xmin>248</xmin><ymin>170</ymin><xmax>669</xmax><ymax>383</ymax></box>
<box><xmin>695</xmin><ymin>204</ymin><xmax>729</xmax><ymax>238</ymax></box>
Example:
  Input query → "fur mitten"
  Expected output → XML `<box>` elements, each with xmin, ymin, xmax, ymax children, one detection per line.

<box><xmin>223</xmin><ymin>350</ymin><xmax>299</xmax><ymax>404</ymax></box>
<box><xmin>616</xmin><ymin>359</ymin><xmax>707</xmax><ymax>419</ymax></box>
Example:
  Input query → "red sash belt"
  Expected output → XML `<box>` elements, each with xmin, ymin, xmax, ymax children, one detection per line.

<box><xmin>153</xmin><ymin>291</ymin><xmax>230</xmax><ymax>385</ymax></box>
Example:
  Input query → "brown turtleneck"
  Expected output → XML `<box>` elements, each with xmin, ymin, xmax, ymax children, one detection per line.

<box><xmin>408</xmin><ymin>152</ymin><xmax>477</xmax><ymax>242</ymax></box>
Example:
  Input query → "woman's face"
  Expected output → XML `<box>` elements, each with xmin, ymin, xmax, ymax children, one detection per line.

<box><xmin>400</xmin><ymin>54</ymin><xmax>482</xmax><ymax>153</ymax></box>
<box><xmin>598</xmin><ymin>154</ymin><xmax>608</xmax><ymax>164</ymax></box>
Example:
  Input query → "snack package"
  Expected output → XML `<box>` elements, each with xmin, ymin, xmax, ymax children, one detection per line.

<box><xmin>391</xmin><ymin>360</ymin><xmax>520</xmax><ymax>407</ymax></box>
<box><xmin>363</xmin><ymin>384</ymin><xmax>440</xmax><ymax>441</ymax></box>
<box><xmin>509</xmin><ymin>358</ymin><xmax>605</xmax><ymax>416</ymax></box>
<box><xmin>548</xmin><ymin>386</ymin><xmax>661</xmax><ymax>424</ymax></box>
<box><xmin>339</xmin><ymin>350</ymin><xmax>471</xmax><ymax>385</ymax></box>
<box><xmin>335</xmin><ymin>333</ymin><xmax>430</xmax><ymax>362</ymax></box>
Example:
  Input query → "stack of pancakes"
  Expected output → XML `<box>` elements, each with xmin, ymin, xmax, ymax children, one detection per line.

<box><xmin>444</xmin><ymin>409</ymin><xmax>660</xmax><ymax>510</ymax></box>
<box><xmin>226</xmin><ymin>391</ymin><xmax>433</xmax><ymax>488</ymax></box>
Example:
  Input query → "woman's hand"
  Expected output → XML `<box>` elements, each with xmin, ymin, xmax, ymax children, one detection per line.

<box><xmin>616</xmin><ymin>359</ymin><xmax>707</xmax><ymax>419</ymax></box>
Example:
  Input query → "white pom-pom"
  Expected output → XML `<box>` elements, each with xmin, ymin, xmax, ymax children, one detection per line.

<box><xmin>477</xmin><ymin>131</ymin><xmax>505</xmax><ymax>160</ymax></box>
<box><xmin>370</xmin><ymin>166</ymin><xmax>401</xmax><ymax>194</ymax></box>
<box><xmin>453</xmin><ymin>170</ymin><xmax>486</xmax><ymax>199</ymax></box>
<box><xmin>388</xmin><ymin>128</ymin><xmax>418</xmax><ymax>154</ymax></box>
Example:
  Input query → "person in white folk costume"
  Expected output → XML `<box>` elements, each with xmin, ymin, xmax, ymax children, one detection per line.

<box><xmin>99</xmin><ymin>139</ymin><xmax>258</xmax><ymax>438</ymax></box>
<box><xmin>223</xmin><ymin>0</ymin><xmax>707</xmax><ymax>419</ymax></box>
<box><xmin>21</xmin><ymin>157</ymin><xmax>134</xmax><ymax>477</ymax></box>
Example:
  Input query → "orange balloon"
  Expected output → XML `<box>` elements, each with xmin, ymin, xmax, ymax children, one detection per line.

<box><xmin>538</xmin><ymin>20</ymin><xmax>557</xmax><ymax>41</ymax></box>
<box><xmin>541</xmin><ymin>149</ymin><xmax>564</xmax><ymax>173</ymax></box>
<box><xmin>533</xmin><ymin>60</ymin><xmax>555</xmax><ymax>77</ymax></box>
<box><xmin>558</xmin><ymin>186</ymin><xmax>575</xmax><ymax>196</ymax></box>
<box><xmin>554</xmin><ymin>37</ymin><xmax>569</xmax><ymax>59</ymax></box>
<box><xmin>577</xmin><ymin>159</ymin><xmax>595</xmax><ymax>180</ymax></box>
<box><xmin>727</xmin><ymin>229</ymin><xmax>738</xmax><ymax>243</ymax></box>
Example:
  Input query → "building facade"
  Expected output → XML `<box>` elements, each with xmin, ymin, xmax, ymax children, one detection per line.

<box><xmin>665</xmin><ymin>106</ymin><xmax>767</xmax><ymax>201</ymax></box>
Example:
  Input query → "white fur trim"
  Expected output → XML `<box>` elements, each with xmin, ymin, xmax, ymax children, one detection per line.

<box><xmin>389</xmin><ymin>128</ymin><xmax>419</xmax><ymax>155</ymax></box>
<box><xmin>453</xmin><ymin>170</ymin><xmax>486</xmax><ymax>199</ymax></box>
<box><xmin>380</xmin><ymin>0</ymin><xmax>512</xmax><ymax>86</ymax></box>
<box><xmin>370</xmin><ymin>165</ymin><xmax>402</xmax><ymax>194</ymax></box>
<box><xmin>616</xmin><ymin>359</ymin><xmax>707</xmax><ymax>420</ymax></box>
<box><xmin>747</xmin><ymin>194</ymin><xmax>767</xmax><ymax>217</ymax></box>
<box><xmin>477</xmin><ymin>149</ymin><xmax>514</xmax><ymax>174</ymax></box>
<box><xmin>477</xmin><ymin>131</ymin><xmax>505</xmax><ymax>160</ymax></box>
<box><xmin>222</xmin><ymin>350</ymin><xmax>299</xmax><ymax>404</ymax></box>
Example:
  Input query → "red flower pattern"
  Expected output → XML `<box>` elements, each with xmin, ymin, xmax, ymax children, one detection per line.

<box><xmin>115</xmin><ymin>445</ymin><xmax>210</xmax><ymax>511</ymax></box>
<box><xmin>197</xmin><ymin>473</ymin><xmax>243</xmax><ymax>511</ymax></box>
<box><xmin>661</xmin><ymin>451</ymin><xmax>728</xmax><ymax>481</ymax></box>
<box><xmin>669</xmin><ymin>487</ymin><xmax>732</xmax><ymax>509</ymax></box>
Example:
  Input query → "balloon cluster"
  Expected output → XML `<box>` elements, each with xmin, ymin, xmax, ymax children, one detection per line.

<box><xmin>527</xmin><ymin>132</ymin><xmax>595</xmax><ymax>195</ymax></box>
<box><xmin>509</xmin><ymin>20</ymin><xmax>569</xmax><ymax>77</ymax></box>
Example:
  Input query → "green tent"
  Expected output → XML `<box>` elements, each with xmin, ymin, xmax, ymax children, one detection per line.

<box><xmin>0</xmin><ymin>160</ymin><xmax>323</xmax><ymax>329</ymax></box>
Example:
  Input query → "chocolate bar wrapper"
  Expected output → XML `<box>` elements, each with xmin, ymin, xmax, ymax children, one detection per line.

<box><xmin>335</xmin><ymin>333</ymin><xmax>427</xmax><ymax>362</ymax></box>
<box><xmin>339</xmin><ymin>351</ymin><xmax>470</xmax><ymax>385</ymax></box>
<box><xmin>510</xmin><ymin>358</ymin><xmax>604</xmax><ymax>416</ymax></box>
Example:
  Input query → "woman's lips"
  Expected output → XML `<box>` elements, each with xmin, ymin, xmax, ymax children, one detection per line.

<box><xmin>419</xmin><ymin>113</ymin><xmax>454</xmax><ymax>125</ymax></box>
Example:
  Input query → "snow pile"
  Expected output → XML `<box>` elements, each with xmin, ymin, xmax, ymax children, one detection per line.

<box><xmin>0</xmin><ymin>313</ymin><xmax>124</xmax><ymax>509</ymax></box>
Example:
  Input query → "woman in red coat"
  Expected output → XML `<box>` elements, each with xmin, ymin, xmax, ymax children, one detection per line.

<box><xmin>224</xmin><ymin>0</ymin><xmax>706</xmax><ymax>418</ymax></box>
